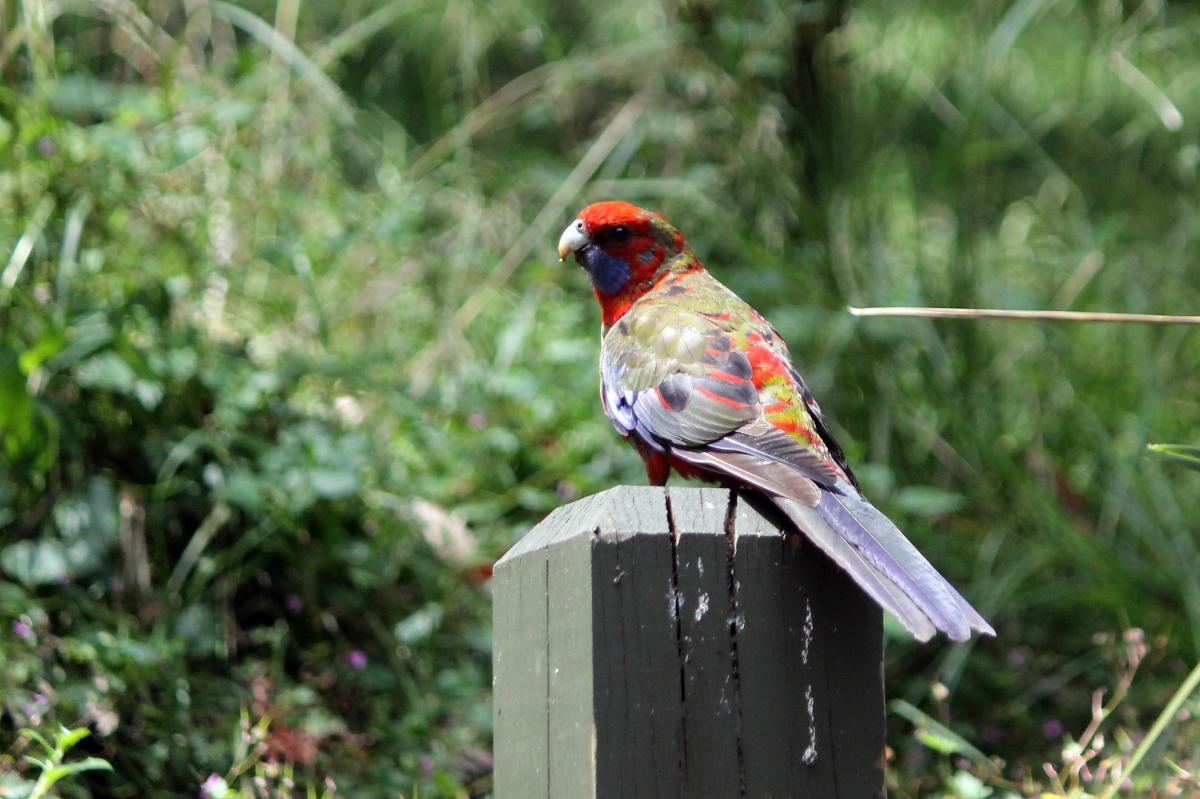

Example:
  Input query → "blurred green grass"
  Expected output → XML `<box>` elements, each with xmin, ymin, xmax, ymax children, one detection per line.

<box><xmin>1</xmin><ymin>0</ymin><xmax>1199</xmax><ymax>796</ymax></box>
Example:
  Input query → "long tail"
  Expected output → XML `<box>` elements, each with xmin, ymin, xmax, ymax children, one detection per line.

<box><xmin>774</xmin><ymin>487</ymin><xmax>994</xmax><ymax>642</ymax></box>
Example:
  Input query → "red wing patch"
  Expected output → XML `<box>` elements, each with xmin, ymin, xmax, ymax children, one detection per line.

<box><xmin>696</xmin><ymin>385</ymin><xmax>752</xmax><ymax>410</ymax></box>
<box><xmin>745</xmin><ymin>345</ymin><xmax>779</xmax><ymax>387</ymax></box>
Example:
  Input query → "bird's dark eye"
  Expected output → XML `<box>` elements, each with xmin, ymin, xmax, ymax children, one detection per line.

<box><xmin>608</xmin><ymin>225</ymin><xmax>631</xmax><ymax>243</ymax></box>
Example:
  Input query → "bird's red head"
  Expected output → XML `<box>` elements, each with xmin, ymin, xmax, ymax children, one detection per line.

<box><xmin>558</xmin><ymin>201</ymin><xmax>690</xmax><ymax>327</ymax></box>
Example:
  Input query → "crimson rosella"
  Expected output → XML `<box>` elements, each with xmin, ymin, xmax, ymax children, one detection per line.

<box><xmin>558</xmin><ymin>200</ymin><xmax>994</xmax><ymax>642</ymax></box>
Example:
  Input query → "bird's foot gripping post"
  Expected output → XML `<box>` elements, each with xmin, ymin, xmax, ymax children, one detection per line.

<box><xmin>492</xmin><ymin>485</ymin><xmax>886</xmax><ymax>799</ymax></box>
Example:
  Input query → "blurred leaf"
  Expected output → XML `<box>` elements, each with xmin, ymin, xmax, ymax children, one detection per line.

<box><xmin>56</xmin><ymin>726</ymin><xmax>92</xmax><ymax>750</ymax></box>
<box><xmin>412</xmin><ymin>498</ymin><xmax>477</xmax><ymax>566</ymax></box>
<box><xmin>175</xmin><ymin>605</ymin><xmax>219</xmax><ymax>655</ymax></box>
<box><xmin>892</xmin><ymin>485</ymin><xmax>966</xmax><ymax>518</ymax></box>
<box><xmin>1</xmin><ymin>540</ymin><xmax>70</xmax><ymax>585</ymax></box>
<box><xmin>218</xmin><ymin>468</ymin><xmax>266</xmax><ymax>511</ymax></box>
<box><xmin>39</xmin><ymin>757</ymin><xmax>114</xmax><ymax>789</ymax></box>
<box><xmin>0</xmin><ymin>775</ymin><xmax>37</xmax><ymax>796</ymax></box>
<box><xmin>0</xmin><ymin>350</ymin><xmax>34</xmax><ymax>452</ymax></box>
<box><xmin>395</xmin><ymin>604</ymin><xmax>444</xmax><ymax>645</ymax></box>
<box><xmin>1148</xmin><ymin>443</ymin><xmax>1200</xmax><ymax>472</ymax></box>
<box><xmin>19</xmin><ymin>729</ymin><xmax>54</xmax><ymax>756</ymax></box>
<box><xmin>310</xmin><ymin>468</ymin><xmax>358</xmax><ymax>499</ymax></box>
<box><xmin>947</xmin><ymin>770</ymin><xmax>993</xmax><ymax>799</ymax></box>
<box><xmin>51</xmin><ymin>74</ymin><xmax>150</xmax><ymax>118</ymax></box>
<box><xmin>48</xmin><ymin>314</ymin><xmax>113</xmax><ymax>370</ymax></box>
<box><xmin>19</xmin><ymin>331</ymin><xmax>68</xmax><ymax>374</ymax></box>
<box><xmin>74</xmin><ymin>351</ymin><xmax>136</xmax><ymax>393</ymax></box>
<box><xmin>54</xmin><ymin>477</ymin><xmax>118</xmax><ymax>541</ymax></box>
<box><xmin>889</xmin><ymin>700</ymin><xmax>994</xmax><ymax>769</ymax></box>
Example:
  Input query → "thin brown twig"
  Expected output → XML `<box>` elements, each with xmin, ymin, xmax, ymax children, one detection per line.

<box><xmin>1048</xmin><ymin>630</ymin><xmax>1147</xmax><ymax>794</ymax></box>
<box><xmin>405</xmin><ymin>93</ymin><xmax>649</xmax><ymax>390</ymax></box>
<box><xmin>848</xmin><ymin>306</ymin><xmax>1200</xmax><ymax>325</ymax></box>
<box><xmin>405</xmin><ymin>41</ymin><xmax>660</xmax><ymax>180</ymax></box>
<box><xmin>452</xmin><ymin>94</ymin><xmax>648</xmax><ymax>329</ymax></box>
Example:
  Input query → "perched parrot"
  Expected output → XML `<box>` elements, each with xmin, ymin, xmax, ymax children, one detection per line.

<box><xmin>558</xmin><ymin>200</ymin><xmax>994</xmax><ymax>642</ymax></box>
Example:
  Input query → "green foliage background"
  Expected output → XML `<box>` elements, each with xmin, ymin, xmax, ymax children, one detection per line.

<box><xmin>1</xmin><ymin>0</ymin><xmax>1199</xmax><ymax>796</ymax></box>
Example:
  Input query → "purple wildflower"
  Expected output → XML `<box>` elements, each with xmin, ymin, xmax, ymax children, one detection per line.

<box><xmin>347</xmin><ymin>649</ymin><xmax>368</xmax><ymax>670</ymax></box>
<box><xmin>13</xmin><ymin>619</ymin><xmax>33</xmax><ymax>641</ymax></box>
<box><xmin>22</xmin><ymin>692</ymin><xmax>49</xmax><ymax>725</ymax></box>
<box><xmin>1042</xmin><ymin>718</ymin><xmax>1065</xmax><ymax>739</ymax></box>
<box><xmin>200</xmin><ymin>773</ymin><xmax>228</xmax><ymax>798</ymax></box>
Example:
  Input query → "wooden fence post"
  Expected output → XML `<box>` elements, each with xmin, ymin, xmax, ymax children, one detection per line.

<box><xmin>492</xmin><ymin>485</ymin><xmax>885</xmax><ymax>799</ymax></box>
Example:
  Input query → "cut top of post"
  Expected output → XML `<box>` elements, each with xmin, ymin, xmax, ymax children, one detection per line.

<box><xmin>492</xmin><ymin>485</ymin><xmax>885</xmax><ymax>799</ymax></box>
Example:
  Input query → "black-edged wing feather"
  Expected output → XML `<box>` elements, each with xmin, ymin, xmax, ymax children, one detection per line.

<box><xmin>599</xmin><ymin>283</ymin><xmax>994</xmax><ymax>641</ymax></box>
<box><xmin>601</xmin><ymin>315</ymin><xmax>836</xmax><ymax>498</ymax></box>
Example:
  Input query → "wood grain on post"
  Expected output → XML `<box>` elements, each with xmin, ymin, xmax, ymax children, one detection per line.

<box><xmin>492</xmin><ymin>485</ymin><xmax>885</xmax><ymax>799</ymax></box>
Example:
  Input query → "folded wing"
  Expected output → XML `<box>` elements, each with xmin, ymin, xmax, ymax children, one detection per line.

<box><xmin>602</xmin><ymin>300</ymin><xmax>994</xmax><ymax>641</ymax></box>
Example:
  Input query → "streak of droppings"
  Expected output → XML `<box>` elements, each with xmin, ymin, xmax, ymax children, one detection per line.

<box><xmin>801</xmin><ymin>598</ymin><xmax>814</xmax><ymax>666</ymax></box>
<box><xmin>802</xmin><ymin>682</ymin><xmax>818</xmax><ymax>765</ymax></box>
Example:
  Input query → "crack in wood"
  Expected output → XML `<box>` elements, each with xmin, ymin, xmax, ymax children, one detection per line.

<box><xmin>724</xmin><ymin>491</ymin><xmax>749</xmax><ymax>798</ymax></box>
<box><xmin>664</xmin><ymin>490</ymin><xmax>689</xmax><ymax>781</ymax></box>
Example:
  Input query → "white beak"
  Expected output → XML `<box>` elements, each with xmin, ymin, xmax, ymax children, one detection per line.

<box><xmin>558</xmin><ymin>219</ymin><xmax>590</xmax><ymax>261</ymax></box>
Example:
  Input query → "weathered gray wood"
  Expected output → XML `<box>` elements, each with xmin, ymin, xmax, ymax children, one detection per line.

<box><xmin>493</xmin><ymin>485</ymin><xmax>886</xmax><ymax>799</ymax></box>
<box><xmin>592</xmin><ymin>500</ymin><xmax>684</xmax><ymax>799</ymax></box>
<box><xmin>492</xmin><ymin>542</ymin><xmax>549</xmax><ymax>798</ymax></box>
<box><xmin>548</xmin><ymin>529</ymin><xmax>596</xmax><ymax>798</ymax></box>
<box><xmin>669</xmin><ymin>486</ymin><xmax>742</xmax><ymax>797</ymax></box>
<box><xmin>733</xmin><ymin>494</ymin><xmax>813</xmax><ymax>797</ymax></box>
<box><xmin>814</xmin><ymin>535</ymin><xmax>886</xmax><ymax>798</ymax></box>
<box><xmin>734</xmin><ymin>492</ymin><xmax>887</xmax><ymax>798</ymax></box>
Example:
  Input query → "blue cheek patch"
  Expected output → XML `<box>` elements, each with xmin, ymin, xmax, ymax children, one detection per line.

<box><xmin>583</xmin><ymin>247</ymin><xmax>632</xmax><ymax>296</ymax></box>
